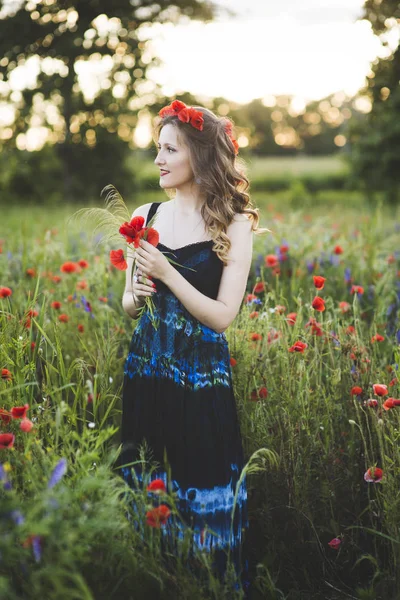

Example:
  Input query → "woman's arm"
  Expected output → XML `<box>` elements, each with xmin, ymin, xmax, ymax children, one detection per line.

<box><xmin>163</xmin><ymin>215</ymin><xmax>253</xmax><ymax>333</ymax></box>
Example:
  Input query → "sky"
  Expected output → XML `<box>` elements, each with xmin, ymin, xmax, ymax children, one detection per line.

<box><xmin>144</xmin><ymin>0</ymin><xmax>386</xmax><ymax>104</ymax></box>
<box><xmin>0</xmin><ymin>0</ymin><xmax>395</xmax><ymax>150</ymax></box>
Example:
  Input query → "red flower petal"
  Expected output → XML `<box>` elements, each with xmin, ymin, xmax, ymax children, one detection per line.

<box><xmin>0</xmin><ymin>433</ymin><xmax>15</xmax><ymax>449</ymax></box>
<box><xmin>10</xmin><ymin>403</ymin><xmax>29</xmax><ymax>419</ymax></box>
<box><xmin>147</xmin><ymin>478</ymin><xmax>167</xmax><ymax>494</ymax></box>
<box><xmin>110</xmin><ymin>249</ymin><xmax>128</xmax><ymax>271</ymax></box>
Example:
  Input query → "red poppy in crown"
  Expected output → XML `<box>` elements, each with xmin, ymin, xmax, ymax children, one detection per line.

<box><xmin>159</xmin><ymin>100</ymin><xmax>204</xmax><ymax>131</ymax></box>
<box><xmin>158</xmin><ymin>100</ymin><xmax>240</xmax><ymax>154</ymax></box>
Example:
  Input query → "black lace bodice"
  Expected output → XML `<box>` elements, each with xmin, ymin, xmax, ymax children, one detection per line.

<box><xmin>146</xmin><ymin>202</ymin><xmax>223</xmax><ymax>300</ymax></box>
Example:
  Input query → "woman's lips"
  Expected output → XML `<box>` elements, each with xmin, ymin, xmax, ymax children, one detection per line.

<box><xmin>160</xmin><ymin>171</ymin><xmax>169</xmax><ymax>177</ymax></box>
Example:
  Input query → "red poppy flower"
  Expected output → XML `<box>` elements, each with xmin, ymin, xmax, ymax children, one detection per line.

<box><xmin>250</xmin><ymin>332</ymin><xmax>262</xmax><ymax>341</ymax></box>
<box><xmin>371</xmin><ymin>334</ymin><xmax>385</xmax><ymax>343</ymax></box>
<box><xmin>77</xmin><ymin>259</ymin><xmax>89</xmax><ymax>269</ymax></box>
<box><xmin>350</xmin><ymin>285</ymin><xmax>364</xmax><ymax>295</ymax></box>
<box><xmin>147</xmin><ymin>478</ymin><xmax>167</xmax><ymax>494</ymax></box>
<box><xmin>26</xmin><ymin>268</ymin><xmax>36</xmax><ymax>277</ymax></box>
<box><xmin>249</xmin><ymin>311</ymin><xmax>259</xmax><ymax>319</ymax></box>
<box><xmin>179</xmin><ymin>107</ymin><xmax>204</xmax><ymax>131</ymax></box>
<box><xmin>364</xmin><ymin>466</ymin><xmax>383</xmax><ymax>483</ymax></box>
<box><xmin>288</xmin><ymin>341</ymin><xmax>308</xmax><ymax>353</ymax></box>
<box><xmin>77</xmin><ymin>324</ymin><xmax>84</xmax><ymax>333</ymax></box>
<box><xmin>10</xmin><ymin>403</ymin><xmax>29</xmax><ymax>419</ymax></box>
<box><xmin>346</xmin><ymin>325</ymin><xmax>355</xmax><ymax>335</ymax></box>
<box><xmin>333</xmin><ymin>245</ymin><xmax>343</xmax><ymax>254</ymax></box>
<box><xmin>339</xmin><ymin>301</ymin><xmax>351</xmax><ymax>313</ymax></box>
<box><xmin>0</xmin><ymin>409</ymin><xmax>12</xmax><ymax>424</ymax></box>
<box><xmin>58</xmin><ymin>314</ymin><xmax>69</xmax><ymax>323</ymax></box>
<box><xmin>76</xmin><ymin>280</ymin><xmax>88</xmax><ymax>290</ymax></box>
<box><xmin>51</xmin><ymin>301</ymin><xmax>62</xmax><ymax>310</ymax></box>
<box><xmin>60</xmin><ymin>262</ymin><xmax>79</xmax><ymax>274</ymax></box>
<box><xmin>265</xmin><ymin>254</ymin><xmax>279</xmax><ymax>267</ymax></box>
<box><xmin>383</xmin><ymin>397</ymin><xmax>400</xmax><ymax>410</ymax></box>
<box><xmin>20</xmin><ymin>418</ymin><xmax>33</xmax><ymax>433</ymax></box>
<box><xmin>0</xmin><ymin>433</ymin><xmax>15</xmax><ymax>449</ymax></box>
<box><xmin>231</xmin><ymin>139</ymin><xmax>239</xmax><ymax>155</ymax></box>
<box><xmin>253</xmin><ymin>282</ymin><xmax>265</xmax><ymax>294</ymax></box>
<box><xmin>1</xmin><ymin>369</ymin><xmax>12</xmax><ymax>381</ymax></box>
<box><xmin>350</xmin><ymin>386</ymin><xmax>363</xmax><ymax>396</ymax></box>
<box><xmin>146</xmin><ymin>504</ymin><xmax>171</xmax><ymax>528</ymax></box>
<box><xmin>250</xmin><ymin>386</ymin><xmax>268</xmax><ymax>401</ymax></box>
<box><xmin>286</xmin><ymin>312</ymin><xmax>297</xmax><ymax>325</ymax></box>
<box><xmin>98</xmin><ymin>296</ymin><xmax>108</xmax><ymax>303</ymax></box>
<box><xmin>267</xmin><ymin>329</ymin><xmax>280</xmax><ymax>343</ymax></box>
<box><xmin>313</xmin><ymin>276</ymin><xmax>326</xmax><ymax>290</ymax></box>
<box><xmin>364</xmin><ymin>399</ymin><xmax>378</xmax><ymax>408</ymax></box>
<box><xmin>0</xmin><ymin>287</ymin><xmax>12</xmax><ymax>298</ymax></box>
<box><xmin>31</xmin><ymin>342</ymin><xmax>36</xmax><ymax>351</ymax></box>
<box><xmin>119</xmin><ymin>216</ymin><xmax>145</xmax><ymax>244</ymax></box>
<box><xmin>110</xmin><ymin>249</ymin><xmax>127</xmax><ymax>271</ymax></box>
<box><xmin>389</xmin><ymin>377</ymin><xmax>398</xmax><ymax>387</ymax></box>
<box><xmin>159</xmin><ymin>100</ymin><xmax>187</xmax><ymax>118</ymax></box>
<box><xmin>373</xmin><ymin>384</ymin><xmax>388</xmax><ymax>397</ymax></box>
<box><xmin>275</xmin><ymin>305</ymin><xmax>286</xmax><ymax>314</ymax></box>
<box><xmin>223</xmin><ymin>119</ymin><xmax>233</xmax><ymax>137</ymax></box>
<box><xmin>143</xmin><ymin>227</ymin><xmax>160</xmax><ymax>248</ymax></box>
<box><xmin>230</xmin><ymin>357</ymin><xmax>237</xmax><ymax>367</ymax></box>
<box><xmin>245</xmin><ymin>293</ymin><xmax>257</xmax><ymax>304</ymax></box>
<box><xmin>312</xmin><ymin>297</ymin><xmax>325</xmax><ymax>312</ymax></box>
<box><xmin>328</xmin><ymin>537</ymin><xmax>341</xmax><ymax>550</ymax></box>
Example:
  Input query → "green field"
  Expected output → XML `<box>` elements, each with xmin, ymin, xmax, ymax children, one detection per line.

<box><xmin>0</xmin><ymin>195</ymin><xmax>399</xmax><ymax>599</ymax></box>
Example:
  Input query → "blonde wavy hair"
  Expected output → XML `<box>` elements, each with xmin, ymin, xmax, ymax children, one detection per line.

<box><xmin>153</xmin><ymin>105</ymin><xmax>270</xmax><ymax>266</ymax></box>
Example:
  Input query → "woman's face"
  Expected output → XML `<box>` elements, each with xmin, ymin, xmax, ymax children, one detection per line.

<box><xmin>154</xmin><ymin>124</ymin><xmax>194</xmax><ymax>190</ymax></box>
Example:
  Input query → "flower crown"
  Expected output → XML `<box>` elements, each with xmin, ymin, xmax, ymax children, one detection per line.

<box><xmin>158</xmin><ymin>100</ymin><xmax>239</xmax><ymax>155</ymax></box>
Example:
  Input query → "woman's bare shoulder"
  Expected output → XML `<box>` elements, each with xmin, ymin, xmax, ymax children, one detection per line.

<box><xmin>232</xmin><ymin>212</ymin><xmax>251</xmax><ymax>223</ymax></box>
<box><xmin>130</xmin><ymin>202</ymin><xmax>154</xmax><ymax>220</ymax></box>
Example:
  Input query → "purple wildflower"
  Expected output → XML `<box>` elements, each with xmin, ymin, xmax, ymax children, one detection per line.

<box><xmin>344</xmin><ymin>268</ymin><xmax>352</xmax><ymax>284</ymax></box>
<box><xmin>47</xmin><ymin>458</ymin><xmax>67</xmax><ymax>489</ymax></box>
<box><xmin>306</xmin><ymin>260</ymin><xmax>315</xmax><ymax>274</ymax></box>
<box><xmin>330</xmin><ymin>254</ymin><xmax>340</xmax><ymax>267</ymax></box>
<box><xmin>255</xmin><ymin>253</ymin><xmax>263</xmax><ymax>277</ymax></box>
<box><xmin>367</xmin><ymin>285</ymin><xmax>375</xmax><ymax>301</ymax></box>
<box><xmin>330</xmin><ymin>332</ymin><xmax>340</xmax><ymax>347</ymax></box>
<box><xmin>32</xmin><ymin>536</ymin><xmax>42</xmax><ymax>562</ymax></box>
<box><xmin>10</xmin><ymin>510</ymin><xmax>25</xmax><ymax>525</ymax></box>
<box><xmin>80</xmin><ymin>296</ymin><xmax>92</xmax><ymax>313</ymax></box>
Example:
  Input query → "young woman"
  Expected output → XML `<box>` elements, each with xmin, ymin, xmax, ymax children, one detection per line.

<box><xmin>119</xmin><ymin>100</ymin><xmax>266</xmax><ymax>591</ymax></box>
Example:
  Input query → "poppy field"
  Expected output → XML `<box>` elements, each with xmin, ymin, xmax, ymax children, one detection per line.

<box><xmin>0</xmin><ymin>196</ymin><xmax>400</xmax><ymax>600</ymax></box>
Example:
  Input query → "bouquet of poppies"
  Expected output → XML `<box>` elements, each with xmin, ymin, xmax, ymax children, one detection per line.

<box><xmin>70</xmin><ymin>185</ymin><xmax>194</xmax><ymax>330</ymax></box>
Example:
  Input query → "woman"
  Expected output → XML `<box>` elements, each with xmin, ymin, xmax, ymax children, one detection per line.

<box><xmin>119</xmin><ymin>100</ymin><xmax>266</xmax><ymax>591</ymax></box>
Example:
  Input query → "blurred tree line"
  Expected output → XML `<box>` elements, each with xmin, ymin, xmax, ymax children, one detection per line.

<box><xmin>0</xmin><ymin>0</ymin><xmax>396</xmax><ymax>203</ymax></box>
<box><xmin>349</xmin><ymin>0</ymin><xmax>400</xmax><ymax>204</ymax></box>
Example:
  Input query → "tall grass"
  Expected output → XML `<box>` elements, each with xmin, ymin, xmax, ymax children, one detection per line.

<box><xmin>0</xmin><ymin>194</ymin><xmax>399</xmax><ymax>599</ymax></box>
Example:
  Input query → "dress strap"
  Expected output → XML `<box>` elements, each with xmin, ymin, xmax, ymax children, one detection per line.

<box><xmin>145</xmin><ymin>202</ymin><xmax>161</xmax><ymax>226</ymax></box>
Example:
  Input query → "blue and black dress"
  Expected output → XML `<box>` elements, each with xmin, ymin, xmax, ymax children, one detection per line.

<box><xmin>119</xmin><ymin>201</ymin><xmax>248</xmax><ymax>589</ymax></box>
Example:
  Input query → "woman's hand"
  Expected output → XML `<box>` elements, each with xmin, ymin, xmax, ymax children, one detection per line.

<box><xmin>132</xmin><ymin>267</ymin><xmax>156</xmax><ymax>303</ymax></box>
<box><xmin>135</xmin><ymin>239</ymin><xmax>172</xmax><ymax>282</ymax></box>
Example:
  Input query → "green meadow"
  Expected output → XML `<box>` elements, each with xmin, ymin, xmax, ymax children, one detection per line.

<box><xmin>0</xmin><ymin>191</ymin><xmax>399</xmax><ymax>600</ymax></box>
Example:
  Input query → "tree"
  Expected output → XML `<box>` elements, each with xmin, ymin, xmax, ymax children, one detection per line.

<box><xmin>349</xmin><ymin>1</ymin><xmax>400</xmax><ymax>203</ymax></box>
<box><xmin>0</xmin><ymin>0</ymin><xmax>217</xmax><ymax>201</ymax></box>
